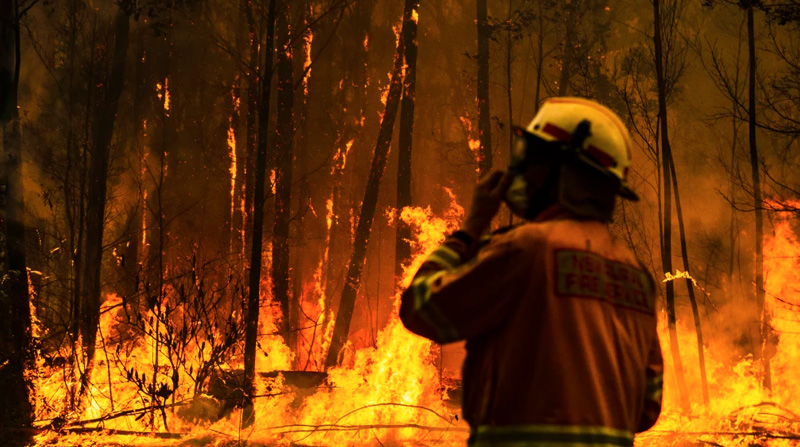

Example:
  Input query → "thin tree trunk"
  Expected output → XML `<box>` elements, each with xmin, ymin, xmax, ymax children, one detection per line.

<box><xmin>747</xmin><ymin>4</ymin><xmax>771</xmax><ymax>391</ymax></box>
<box><xmin>291</xmin><ymin>0</ymin><xmax>312</xmax><ymax>364</ymax></box>
<box><xmin>323</xmin><ymin>0</ymin><xmax>375</xmax><ymax>331</ymax></box>
<box><xmin>243</xmin><ymin>0</ymin><xmax>277</xmax><ymax>425</ymax></box>
<box><xmin>0</xmin><ymin>0</ymin><xmax>33</xmax><ymax>430</ymax></box>
<box><xmin>557</xmin><ymin>1</ymin><xmax>575</xmax><ymax>96</ymax></box>
<box><xmin>667</xmin><ymin>155</ymin><xmax>710</xmax><ymax>406</ymax></box>
<box><xmin>324</xmin><ymin>1</ymin><xmax>410</xmax><ymax>369</ymax></box>
<box><xmin>80</xmin><ymin>7</ymin><xmax>130</xmax><ymax>385</ymax></box>
<box><xmin>272</xmin><ymin>0</ymin><xmax>294</xmax><ymax>344</ymax></box>
<box><xmin>476</xmin><ymin>0</ymin><xmax>492</xmax><ymax>175</ymax></box>
<box><xmin>653</xmin><ymin>0</ymin><xmax>690</xmax><ymax>411</ymax></box>
<box><xmin>506</xmin><ymin>0</ymin><xmax>513</xmax><ymax>227</ymax></box>
<box><xmin>534</xmin><ymin>1</ymin><xmax>543</xmax><ymax>111</ymax></box>
<box><xmin>395</xmin><ymin>0</ymin><xmax>420</xmax><ymax>279</ymax></box>
<box><xmin>243</xmin><ymin>0</ymin><xmax>260</xmax><ymax>261</ymax></box>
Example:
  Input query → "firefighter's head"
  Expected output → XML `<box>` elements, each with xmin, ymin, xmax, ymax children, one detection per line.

<box><xmin>504</xmin><ymin>97</ymin><xmax>637</xmax><ymax>222</ymax></box>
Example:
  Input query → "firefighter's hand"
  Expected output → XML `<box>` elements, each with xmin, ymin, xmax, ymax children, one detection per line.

<box><xmin>463</xmin><ymin>170</ymin><xmax>514</xmax><ymax>239</ymax></box>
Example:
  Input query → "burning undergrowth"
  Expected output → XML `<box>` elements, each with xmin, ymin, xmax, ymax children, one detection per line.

<box><xmin>638</xmin><ymin>203</ymin><xmax>800</xmax><ymax>446</ymax></box>
<box><xmin>25</xmin><ymin>193</ymin><xmax>800</xmax><ymax>447</ymax></box>
<box><xmin>31</xmin><ymin>194</ymin><xmax>470</xmax><ymax>446</ymax></box>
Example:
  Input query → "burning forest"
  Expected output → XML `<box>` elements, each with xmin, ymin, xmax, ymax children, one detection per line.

<box><xmin>1</xmin><ymin>0</ymin><xmax>800</xmax><ymax>446</ymax></box>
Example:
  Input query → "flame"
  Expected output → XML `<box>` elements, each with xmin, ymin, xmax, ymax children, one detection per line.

<box><xmin>638</xmin><ymin>199</ymin><xmax>800</xmax><ymax>445</ymax></box>
<box><xmin>227</xmin><ymin>116</ymin><xmax>237</xmax><ymax>251</ymax></box>
<box><xmin>156</xmin><ymin>78</ymin><xmax>170</xmax><ymax>114</ymax></box>
<box><xmin>302</xmin><ymin>27</ymin><xmax>313</xmax><ymax>96</ymax></box>
<box><xmin>458</xmin><ymin>116</ymin><xmax>482</xmax><ymax>167</ymax></box>
<box><xmin>33</xmin><ymin>190</ymin><xmax>470</xmax><ymax>445</ymax></box>
<box><xmin>331</xmin><ymin>139</ymin><xmax>354</xmax><ymax>177</ymax></box>
<box><xmin>37</xmin><ymin>175</ymin><xmax>800</xmax><ymax>445</ymax></box>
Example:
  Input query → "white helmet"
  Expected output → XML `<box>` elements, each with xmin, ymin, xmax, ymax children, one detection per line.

<box><xmin>515</xmin><ymin>97</ymin><xmax>638</xmax><ymax>200</ymax></box>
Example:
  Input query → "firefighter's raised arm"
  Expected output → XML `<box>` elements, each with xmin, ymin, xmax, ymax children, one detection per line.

<box><xmin>399</xmin><ymin>170</ymin><xmax>519</xmax><ymax>344</ymax></box>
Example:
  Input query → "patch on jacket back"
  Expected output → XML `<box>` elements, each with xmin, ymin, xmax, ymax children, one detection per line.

<box><xmin>554</xmin><ymin>249</ymin><xmax>655</xmax><ymax>314</ymax></box>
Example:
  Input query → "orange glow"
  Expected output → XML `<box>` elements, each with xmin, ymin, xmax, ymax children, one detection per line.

<box><xmin>458</xmin><ymin>116</ymin><xmax>482</xmax><ymax>165</ymax></box>
<box><xmin>156</xmin><ymin>78</ymin><xmax>170</xmax><ymax>114</ymax></box>
<box><xmin>638</xmin><ymin>200</ymin><xmax>800</xmax><ymax>445</ymax></box>
<box><xmin>227</xmin><ymin>115</ymin><xmax>237</xmax><ymax>248</ymax></box>
<box><xmin>302</xmin><ymin>28</ymin><xmax>313</xmax><ymax>96</ymax></box>
<box><xmin>33</xmin><ymin>190</ymin><xmax>469</xmax><ymax>445</ymax></box>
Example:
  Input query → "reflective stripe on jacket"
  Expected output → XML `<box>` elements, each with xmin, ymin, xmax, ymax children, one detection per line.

<box><xmin>399</xmin><ymin>206</ymin><xmax>663</xmax><ymax>444</ymax></box>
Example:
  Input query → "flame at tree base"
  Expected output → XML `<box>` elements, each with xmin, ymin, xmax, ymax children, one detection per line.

<box><xmin>639</xmin><ymin>203</ymin><xmax>800</xmax><ymax>446</ymax></box>
<box><xmin>32</xmin><ymin>191</ymin><xmax>469</xmax><ymax>446</ymax></box>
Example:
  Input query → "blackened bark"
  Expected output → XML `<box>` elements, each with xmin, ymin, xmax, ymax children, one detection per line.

<box><xmin>653</xmin><ymin>0</ymin><xmax>689</xmax><ymax>411</ymax></box>
<box><xmin>667</xmin><ymin>155</ymin><xmax>710</xmax><ymax>406</ymax></box>
<box><xmin>272</xmin><ymin>0</ymin><xmax>294</xmax><ymax>344</ymax></box>
<box><xmin>395</xmin><ymin>0</ymin><xmax>420</xmax><ymax>279</ymax></box>
<box><xmin>324</xmin><ymin>1</ymin><xmax>410</xmax><ymax>369</ymax></box>
<box><xmin>476</xmin><ymin>0</ymin><xmax>492</xmax><ymax>175</ymax></box>
<box><xmin>0</xmin><ymin>0</ymin><xmax>33</xmax><ymax>431</ymax></box>
<box><xmin>323</xmin><ymin>0</ymin><xmax>376</xmax><ymax>331</ymax></box>
<box><xmin>80</xmin><ymin>6</ymin><xmax>130</xmax><ymax>379</ymax></box>
<box><xmin>747</xmin><ymin>4</ymin><xmax>771</xmax><ymax>391</ymax></box>
<box><xmin>243</xmin><ymin>0</ymin><xmax>260</xmax><ymax>259</ymax></box>
<box><xmin>243</xmin><ymin>0</ymin><xmax>277</xmax><ymax>425</ymax></box>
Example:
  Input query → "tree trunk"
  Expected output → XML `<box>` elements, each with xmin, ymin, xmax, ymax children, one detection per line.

<box><xmin>557</xmin><ymin>1</ymin><xmax>575</xmax><ymax>96</ymax></box>
<box><xmin>291</xmin><ymin>0</ymin><xmax>312</xmax><ymax>362</ymax></box>
<box><xmin>747</xmin><ymin>4</ymin><xmax>771</xmax><ymax>391</ymax></box>
<box><xmin>80</xmin><ymin>6</ymin><xmax>130</xmax><ymax>383</ymax></box>
<box><xmin>272</xmin><ymin>0</ymin><xmax>294</xmax><ymax>345</ymax></box>
<box><xmin>395</xmin><ymin>0</ymin><xmax>420</xmax><ymax>280</ymax></box>
<box><xmin>243</xmin><ymin>0</ymin><xmax>277</xmax><ymax>425</ymax></box>
<box><xmin>534</xmin><ymin>1</ymin><xmax>544</xmax><ymax>111</ymax></box>
<box><xmin>476</xmin><ymin>0</ymin><xmax>492</xmax><ymax>175</ymax></box>
<box><xmin>243</xmin><ymin>0</ymin><xmax>260</xmax><ymax>262</ymax></box>
<box><xmin>653</xmin><ymin>0</ymin><xmax>690</xmax><ymax>411</ymax></box>
<box><xmin>668</xmin><ymin>155</ymin><xmax>710</xmax><ymax>406</ymax></box>
<box><xmin>0</xmin><ymin>0</ymin><xmax>34</xmax><ymax>431</ymax></box>
<box><xmin>324</xmin><ymin>1</ymin><xmax>410</xmax><ymax>369</ymax></box>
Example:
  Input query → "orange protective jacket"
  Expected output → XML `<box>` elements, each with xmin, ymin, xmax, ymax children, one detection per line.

<box><xmin>400</xmin><ymin>206</ymin><xmax>663</xmax><ymax>447</ymax></box>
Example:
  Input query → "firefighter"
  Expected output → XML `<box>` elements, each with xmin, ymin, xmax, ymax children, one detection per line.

<box><xmin>400</xmin><ymin>97</ymin><xmax>663</xmax><ymax>447</ymax></box>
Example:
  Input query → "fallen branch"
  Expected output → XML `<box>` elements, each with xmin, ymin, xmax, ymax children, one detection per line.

<box><xmin>286</xmin><ymin>402</ymin><xmax>458</xmax><ymax>442</ymax></box>
<box><xmin>272</xmin><ymin>423</ymin><xmax>469</xmax><ymax>434</ymax></box>
<box><xmin>57</xmin><ymin>427</ymin><xmax>185</xmax><ymax>439</ymax></box>
<box><xmin>34</xmin><ymin>400</ymin><xmax>191</xmax><ymax>429</ymax></box>
<box><xmin>648</xmin><ymin>430</ymin><xmax>800</xmax><ymax>439</ymax></box>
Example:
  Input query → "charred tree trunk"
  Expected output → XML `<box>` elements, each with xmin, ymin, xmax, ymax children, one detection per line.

<box><xmin>80</xmin><ymin>7</ymin><xmax>130</xmax><ymax>383</ymax></box>
<box><xmin>667</xmin><ymin>155</ymin><xmax>710</xmax><ymax>406</ymax></box>
<box><xmin>395</xmin><ymin>0</ymin><xmax>420</xmax><ymax>280</ymax></box>
<box><xmin>272</xmin><ymin>0</ymin><xmax>294</xmax><ymax>345</ymax></box>
<box><xmin>324</xmin><ymin>1</ymin><xmax>410</xmax><ymax>369</ymax></box>
<box><xmin>0</xmin><ymin>0</ymin><xmax>34</xmax><ymax>431</ymax></box>
<box><xmin>243</xmin><ymin>0</ymin><xmax>277</xmax><ymax>425</ymax></box>
<box><xmin>291</xmin><ymin>0</ymin><xmax>312</xmax><ymax>361</ymax></box>
<box><xmin>243</xmin><ymin>0</ymin><xmax>260</xmax><ymax>261</ymax></box>
<box><xmin>476</xmin><ymin>0</ymin><xmax>492</xmax><ymax>175</ymax></box>
<box><xmin>653</xmin><ymin>0</ymin><xmax>690</xmax><ymax>411</ymax></box>
<box><xmin>324</xmin><ymin>0</ymin><xmax>375</xmax><ymax>312</ymax></box>
<box><xmin>746</xmin><ymin>3</ymin><xmax>771</xmax><ymax>391</ymax></box>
